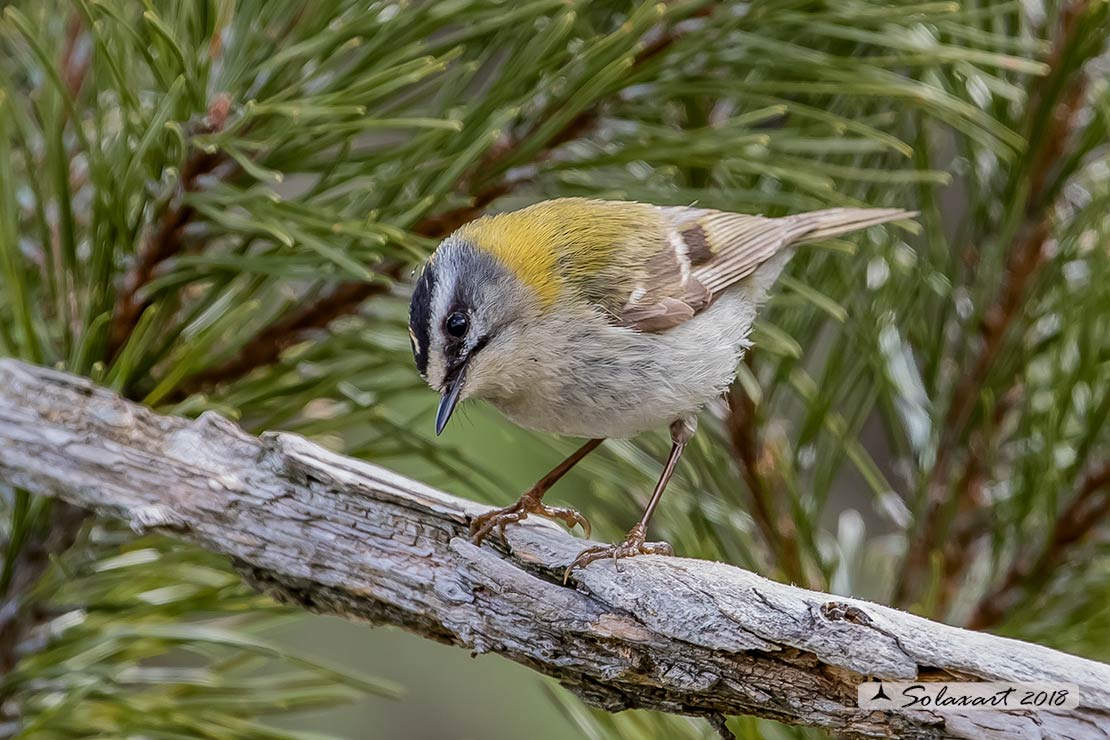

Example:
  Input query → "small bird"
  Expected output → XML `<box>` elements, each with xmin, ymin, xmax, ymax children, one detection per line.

<box><xmin>408</xmin><ymin>198</ymin><xmax>910</xmax><ymax>578</ymax></box>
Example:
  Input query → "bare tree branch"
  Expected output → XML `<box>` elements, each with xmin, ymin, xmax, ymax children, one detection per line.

<box><xmin>1</xmin><ymin>359</ymin><xmax>1108</xmax><ymax>740</ymax></box>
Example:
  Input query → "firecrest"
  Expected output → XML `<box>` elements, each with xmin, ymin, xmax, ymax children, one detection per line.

<box><xmin>408</xmin><ymin>197</ymin><xmax>911</xmax><ymax>578</ymax></box>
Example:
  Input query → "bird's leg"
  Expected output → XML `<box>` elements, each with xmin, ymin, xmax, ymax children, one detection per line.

<box><xmin>470</xmin><ymin>438</ymin><xmax>604</xmax><ymax>545</ymax></box>
<box><xmin>564</xmin><ymin>417</ymin><xmax>697</xmax><ymax>582</ymax></box>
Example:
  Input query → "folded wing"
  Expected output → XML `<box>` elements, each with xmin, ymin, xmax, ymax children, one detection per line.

<box><xmin>617</xmin><ymin>206</ymin><xmax>914</xmax><ymax>332</ymax></box>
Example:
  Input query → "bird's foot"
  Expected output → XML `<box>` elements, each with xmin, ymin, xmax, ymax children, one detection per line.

<box><xmin>563</xmin><ymin>524</ymin><xmax>673</xmax><ymax>583</ymax></box>
<box><xmin>470</xmin><ymin>489</ymin><xmax>591</xmax><ymax>546</ymax></box>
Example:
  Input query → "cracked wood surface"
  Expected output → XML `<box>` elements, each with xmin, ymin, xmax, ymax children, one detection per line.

<box><xmin>0</xmin><ymin>358</ymin><xmax>1107</xmax><ymax>739</ymax></box>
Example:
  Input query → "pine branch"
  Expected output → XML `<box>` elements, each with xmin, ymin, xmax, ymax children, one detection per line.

<box><xmin>934</xmin><ymin>384</ymin><xmax>1024</xmax><ymax>615</ymax></box>
<box><xmin>0</xmin><ymin>499</ymin><xmax>83</xmax><ymax>723</ymax></box>
<box><xmin>724</xmin><ymin>373</ymin><xmax>807</xmax><ymax>587</ymax></box>
<box><xmin>969</xmin><ymin>461</ymin><xmax>1110</xmax><ymax>630</ymax></box>
<box><xmin>59</xmin><ymin>14</ymin><xmax>88</xmax><ymax>100</ymax></box>
<box><xmin>169</xmin><ymin>186</ymin><xmax>507</xmax><ymax>398</ymax></box>
<box><xmin>897</xmin><ymin>1</ymin><xmax>1098</xmax><ymax>606</ymax></box>
<box><xmin>106</xmin><ymin>94</ymin><xmax>233</xmax><ymax>359</ymax></box>
<box><xmin>3</xmin><ymin>358</ymin><xmax>1109</xmax><ymax>740</ymax></box>
<box><xmin>0</xmin><ymin>15</ymin><xmax>92</xmax><ymax>714</ymax></box>
<box><xmin>171</xmin><ymin>13</ymin><xmax>700</xmax><ymax>399</ymax></box>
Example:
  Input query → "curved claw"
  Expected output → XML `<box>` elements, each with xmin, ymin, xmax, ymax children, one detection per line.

<box><xmin>540</xmin><ymin>504</ymin><xmax>591</xmax><ymax>539</ymax></box>
<box><xmin>562</xmin><ymin>526</ymin><xmax>675</xmax><ymax>583</ymax></box>
<box><xmin>469</xmin><ymin>492</ymin><xmax>592</xmax><ymax>546</ymax></box>
<box><xmin>470</xmin><ymin>502</ymin><xmax>526</xmax><ymax>546</ymax></box>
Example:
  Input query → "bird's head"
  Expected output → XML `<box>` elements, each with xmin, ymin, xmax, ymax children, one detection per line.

<box><xmin>408</xmin><ymin>233</ymin><xmax>546</xmax><ymax>435</ymax></box>
<box><xmin>408</xmin><ymin>198</ymin><xmax>656</xmax><ymax>434</ymax></box>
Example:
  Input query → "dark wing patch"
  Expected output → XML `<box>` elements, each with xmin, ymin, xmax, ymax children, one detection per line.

<box><xmin>409</xmin><ymin>262</ymin><xmax>436</xmax><ymax>377</ymax></box>
<box><xmin>688</xmin><ymin>214</ymin><xmax>788</xmax><ymax>294</ymax></box>
<box><xmin>617</xmin><ymin>210</ymin><xmax>780</xmax><ymax>332</ymax></box>
<box><xmin>617</xmin><ymin>230</ymin><xmax>712</xmax><ymax>332</ymax></box>
<box><xmin>680</xmin><ymin>225</ymin><xmax>714</xmax><ymax>265</ymax></box>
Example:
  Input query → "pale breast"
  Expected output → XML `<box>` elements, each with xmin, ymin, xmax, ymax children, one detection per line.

<box><xmin>487</xmin><ymin>286</ymin><xmax>760</xmax><ymax>439</ymax></box>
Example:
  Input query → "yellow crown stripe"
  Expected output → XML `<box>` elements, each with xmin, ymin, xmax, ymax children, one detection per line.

<box><xmin>455</xmin><ymin>198</ymin><xmax>660</xmax><ymax>307</ymax></box>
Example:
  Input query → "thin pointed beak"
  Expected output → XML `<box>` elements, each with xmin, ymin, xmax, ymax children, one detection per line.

<box><xmin>435</xmin><ymin>366</ymin><xmax>467</xmax><ymax>436</ymax></box>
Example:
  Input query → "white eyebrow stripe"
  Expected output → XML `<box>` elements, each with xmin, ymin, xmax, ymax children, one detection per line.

<box><xmin>669</xmin><ymin>230</ymin><xmax>692</xmax><ymax>284</ymax></box>
<box><xmin>409</xmin><ymin>326</ymin><xmax>423</xmax><ymax>361</ymax></box>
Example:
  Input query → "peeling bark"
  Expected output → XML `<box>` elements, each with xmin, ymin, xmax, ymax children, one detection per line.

<box><xmin>0</xmin><ymin>359</ymin><xmax>1107</xmax><ymax>739</ymax></box>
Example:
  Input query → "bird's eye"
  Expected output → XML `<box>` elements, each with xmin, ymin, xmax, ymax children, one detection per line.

<box><xmin>445</xmin><ymin>311</ymin><xmax>469</xmax><ymax>338</ymax></box>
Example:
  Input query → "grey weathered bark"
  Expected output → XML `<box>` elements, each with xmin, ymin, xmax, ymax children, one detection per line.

<box><xmin>0</xmin><ymin>358</ymin><xmax>1108</xmax><ymax>740</ymax></box>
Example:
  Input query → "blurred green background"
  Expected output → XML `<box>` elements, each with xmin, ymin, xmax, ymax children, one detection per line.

<box><xmin>275</xmin><ymin>621</ymin><xmax>577</xmax><ymax>739</ymax></box>
<box><xmin>1</xmin><ymin>1</ymin><xmax>1108</xmax><ymax>738</ymax></box>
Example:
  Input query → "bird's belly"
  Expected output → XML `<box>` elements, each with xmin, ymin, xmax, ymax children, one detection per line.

<box><xmin>491</xmin><ymin>380</ymin><xmax>721</xmax><ymax>439</ymax></box>
<box><xmin>488</xmin><ymin>289</ymin><xmax>758</xmax><ymax>439</ymax></box>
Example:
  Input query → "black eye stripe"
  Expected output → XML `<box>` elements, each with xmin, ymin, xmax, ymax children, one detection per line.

<box><xmin>410</xmin><ymin>240</ymin><xmax>505</xmax><ymax>381</ymax></box>
<box><xmin>442</xmin><ymin>334</ymin><xmax>490</xmax><ymax>387</ymax></box>
<box><xmin>408</xmin><ymin>262</ymin><xmax>436</xmax><ymax>377</ymax></box>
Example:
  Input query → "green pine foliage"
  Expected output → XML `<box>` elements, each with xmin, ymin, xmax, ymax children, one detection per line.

<box><xmin>1</xmin><ymin>1</ymin><xmax>1107</xmax><ymax>738</ymax></box>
